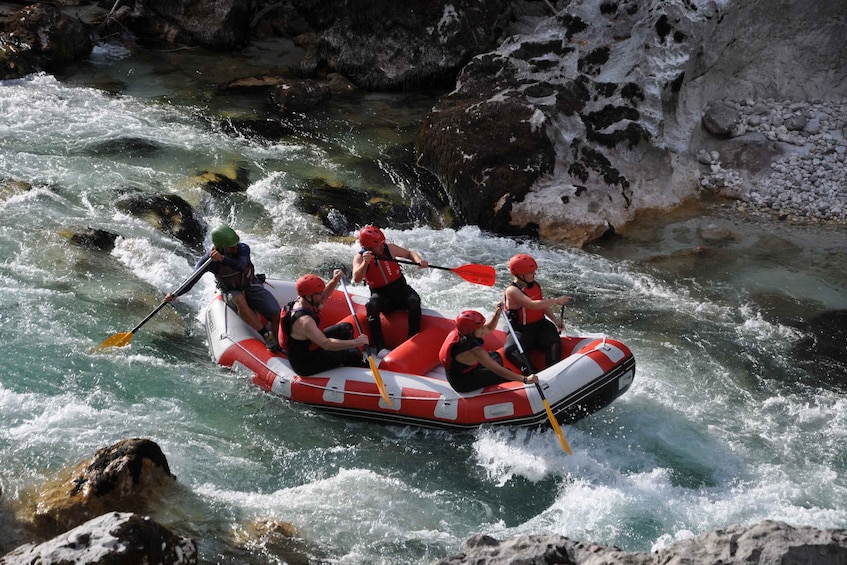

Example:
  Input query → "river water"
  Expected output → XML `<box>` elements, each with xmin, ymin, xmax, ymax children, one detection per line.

<box><xmin>1</xmin><ymin>41</ymin><xmax>846</xmax><ymax>564</ymax></box>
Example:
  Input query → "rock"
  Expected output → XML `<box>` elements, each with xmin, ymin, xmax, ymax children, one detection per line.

<box><xmin>0</xmin><ymin>3</ymin><xmax>92</xmax><ymax>79</ymax></box>
<box><xmin>415</xmin><ymin>68</ymin><xmax>557</xmax><ymax>236</ymax></box>
<box><xmin>436</xmin><ymin>521</ymin><xmax>847</xmax><ymax>565</ymax></box>
<box><xmin>115</xmin><ymin>192</ymin><xmax>206</xmax><ymax>251</ymax></box>
<box><xmin>702</xmin><ymin>100</ymin><xmax>740</xmax><ymax>137</ymax></box>
<box><xmin>196</xmin><ymin>165</ymin><xmax>251</xmax><ymax>194</ymax></box>
<box><xmin>62</xmin><ymin>228</ymin><xmax>119</xmax><ymax>252</ymax></box>
<box><xmin>297</xmin><ymin>0</ymin><xmax>511</xmax><ymax>90</ymax></box>
<box><xmin>1</xmin><ymin>512</ymin><xmax>196</xmax><ymax>565</ymax></box>
<box><xmin>269</xmin><ymin>79</ymin><xmax>332</xmax><ymax>113</ymax></box>
<box><xmin>789</xmin><ymin>309</ymin><xmax>847</xmax><ymax>391</ymax></box>
<box><xmin>21</xmin><ymin>439</ymin><xmax>176</xmax><ymax>539</ymax></box>
<box><xmin>127</xmin><ymin>0</ymin><xmax>252</xmax><ymax>49</ymax></box>
<box><xmin>0</xmin><ymin>180</ymin><xmax>33</xmax><ymax>201</ymax></box>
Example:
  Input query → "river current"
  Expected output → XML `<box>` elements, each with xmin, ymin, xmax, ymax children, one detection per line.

<box><xmin>1</xmin><ymin>41</ymin><xmax>845</xmax><ymax>564</ymax></box>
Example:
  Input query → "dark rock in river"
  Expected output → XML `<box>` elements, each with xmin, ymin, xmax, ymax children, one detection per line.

<box><xmin>789</xmin><ymin>309</ymin><xmax>847</xmax><ymax>392</ymax></box>
<box><xmin>115</xmin><ymin>192</ymin><xmax>207</xmax><ymax>251</ymax></box>
<box><xmin>63</xmin><ymin>227</ymin><xmax>119</xmax><ymax>252</ymax></box>
<box><xmin>0</xmin><ymin>3</ymin><xmax>92</xmax><ymax>79</ymax></box>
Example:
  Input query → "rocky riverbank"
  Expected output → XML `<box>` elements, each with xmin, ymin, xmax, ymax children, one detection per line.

<box><xmin>3</xmin><ymin>440</ymin><xmax>847</xmax><ymax>564</ymax></box>
<box><xmin>699</xmin><ymin>98</ymin><xmax>847</xmax><ymax>224</ymax></box>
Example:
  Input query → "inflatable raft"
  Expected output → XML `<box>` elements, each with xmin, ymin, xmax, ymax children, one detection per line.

<box><xmin>205</xmin><ymin>280</ymin><xmax>635</xmax><ymax>429</ymax></box>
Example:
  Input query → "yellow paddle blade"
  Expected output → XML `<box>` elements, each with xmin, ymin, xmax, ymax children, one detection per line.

<box><xmin>97</xmin><ymin>332</ymin><xmax>133</xmax><ymax>349</ymax></box>
<box><xmin>543</xmin><ymin>399</ymin><xmax>573</xmax><ymax>455</ymax></box>
<box><xmin>367</xmin><ymin>355</ymin><xmax>392</xmax><ymax>406</ymax></box>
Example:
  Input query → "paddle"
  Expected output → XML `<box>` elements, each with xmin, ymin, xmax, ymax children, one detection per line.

<box><xmin>502</xmin><ymin>313</ymin><xmax>573</xmax><ymax>455</ymax></box>
<box><xmin>339</xmin><ymin>276</ymin><xmax>393</xmax><ymax>406</ymax></box>
<box><xmin>97</xmin><ymin>258</ymin><xmax>213</xmax><ymax>349</ymax></box>
<box><xmin>382</xmin><ymin>257</ymin><xmax>496</xmax><ymax>286</ymax></box>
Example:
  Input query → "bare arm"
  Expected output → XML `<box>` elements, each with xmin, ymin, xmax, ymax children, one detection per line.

<box><xmin>458</xmin><ymin>347</ymin><xmax>538</xmax><ymax>384</ymax></box>
<box><xmin>298</xmin><ymin>316</ymin><xmax>368</xmax><ymax>352</ymax></box>
<box><xmin>504</xmin><ymin>285</ymin><xmax>569</xmax><ymax>311</ymax></box>
<box><xmin>387</xmin><ymin>243</ymin><xmax>428</xmax><ymax>268</ymax></box>
<box><xmin>352</xmin><ymin>252</ymin><xmax>369</xmax><ymax>283</ymax></box>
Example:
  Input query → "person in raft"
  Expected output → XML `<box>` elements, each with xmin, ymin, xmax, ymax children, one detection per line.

<box><xmin>165</xmin><ymin>225</ymin><xmax>281</xmax><ymax>352</ymax></box>
<box><xmin>439</xmin><ymin>306</ymin><xmax>539</xmax><ymax>393</ymax></box>
<box><xmin>502</xmin><ymin>253</ymin><xmax>570</xmax><ymax>375</ymax></box>
<box><xmin>351</xmin><ymin>225</ymin><xmax>428</xmax><ymax>354</ymax></box>
<box><xmin>280</xmin><ymin>270</ymin><xmax>370</xmax><ymax>376</ymax></box>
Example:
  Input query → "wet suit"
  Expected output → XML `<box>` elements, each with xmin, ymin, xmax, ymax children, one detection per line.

<box><xmin>282</xmin><ymin>304</ymin><xmax>366</xmax><ymax>376</ymax></box>
<box><xmin>503</xmin><ymin>281</ymin><xmax>561</xmax><ymax>375</ymax></box>
<box><xmin>361</xmin><ymin>246</ymin><xmax>422</xmax><ymax>350</ymax></box>
<box><xmin>440</xmin><ymin>330</ymin><xmax>510</xmax><ymax>393</ymax></box>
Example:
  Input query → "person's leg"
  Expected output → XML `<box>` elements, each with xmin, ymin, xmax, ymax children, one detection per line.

<box><xmin>404</xmin><ymin>286</ymin><xmax>422</xmax><ymax>338</ymax></box>
<box><xmin>503</xmin><ymin>331</ymin><xmax>529</xmax><ymax>375</ymax></box>
<box><xmin>224</xmin><ymin>291</ymin><xmax>264</xmax><ymax>332</ymax></box>
<box><xmin>365</xmin><ymin>294</ymin><xmax>391</xmax><ymax>351</ymax></box>
<box><xmin>245</xmin><ymin>284</ymin><xmax>282</xmax><ymax>333</ymax></box>
<box><xmin>324</xmin><ymin>322</ymin><xmax>354</xmax><ymax>340</ymax></box>
<box><xmin>538</xmin><ymin>320</ymin><xmax>562</xmax><ymax>368</ymax></box>
<box><xmin>294</xmin><ymin>324</ymin><xmax>365</xmax><ymax>374</ymax></box>
<box><xmin>448</xmin><ymin>365</ymin><xmax>509</xmax><ymax>392</ymax></box>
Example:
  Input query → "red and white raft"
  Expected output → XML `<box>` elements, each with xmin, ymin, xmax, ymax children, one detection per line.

<box><xmin>205</xmin><ymin>280</ymin><xmax>635</xmax><ymax>429</ymax></box>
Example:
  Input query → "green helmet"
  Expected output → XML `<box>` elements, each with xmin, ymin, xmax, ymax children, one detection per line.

<box><xmin>211</xmin><ymin>225</ymin><xmax>239</xmax><ymax>249</ymax></box>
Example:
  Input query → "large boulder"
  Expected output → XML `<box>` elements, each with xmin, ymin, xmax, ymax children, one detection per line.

<box><xmin>127</xmin><ymin>0</ymin><xmax>253</xmax><ymax>49</ymax></box>
<box><xmin>292</xmin><ymin>0</ymin><xmax>513</xmax><ymax>89</ymax></box>
<box><xmin>1</xmin><ymin>512</ymin><xmax>196</xmax><ymax>565</ymax></box>
<box><xmin>21</xmin><ymin>438</ymin><xmax>176</xmax><ymax>539</ymax></box>
<box><xmin>0</xmin><ymin>3</ymin><xmax>92</xmax><ymax>79</ymax></box>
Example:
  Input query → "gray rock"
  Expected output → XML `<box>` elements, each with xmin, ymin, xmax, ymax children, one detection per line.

<box><xmin>435</xmin><ymin>520</ymin><xmax>847</xmax><ymax>565</ymax></box>
<box><xmin>0</xmin><ymin>512</ymin><xmax>197</xmax><ymax>565</ymax></box>
<box><xmin>703</xmin><ymin>101</ymin><xmax>741</xmax><ymax>136</ymax></box>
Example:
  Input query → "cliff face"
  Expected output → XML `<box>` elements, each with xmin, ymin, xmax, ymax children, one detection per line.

<box><xmin>415</xmin><ymin>0</ymin><xmax>847</xmax><ymax>246</ymax></box>
<box><xmin>3</xmin><ymin>0</ymin><xmax>844</xmax><ymax>245</ymax></box>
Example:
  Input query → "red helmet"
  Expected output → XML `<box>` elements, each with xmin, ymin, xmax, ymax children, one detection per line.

<box><xmin>455</xmin><ymin>310</ymin><xmax>485</xmax><ymax>334</ymax></box>
<box><xmin>296</xmin><ymin>274</ymin><xmax>326</xmax><ymax>297</ymax></box>
<box><xmin>508</xmin><ymin>253</ymin><xmax>538</xmax><ymax>276</ymax></box>
<box><xmin>359</xmin><ymin>225</ymin><xmax>385</xmax><ymax>249</ymax></box>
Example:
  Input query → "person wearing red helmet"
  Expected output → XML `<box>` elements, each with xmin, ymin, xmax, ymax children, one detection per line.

<box><xmin>280</xmin><ymin>269</ymin><xmax>370</xmax><ymax>376</ymax></box>
<box><xmin>438</xmin><ymin>305</ymin><xmax>539</xmax><ymax>392</ymax></box>
<box><xmin>165</xmin><ymin>225</ymin><xmax>281</xmax><ymax>352</ymax></box>
<box><xmin>351</xmin><ymin>225</ymin><xmax>429</xmax><ymax>353</ymax></box>
<box><xmin>503</xmin><ymin>253</ymin><xmax>570</xmax><ymax>374</ymax></box>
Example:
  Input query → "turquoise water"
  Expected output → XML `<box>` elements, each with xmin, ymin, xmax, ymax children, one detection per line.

<box><xmin>1</xmin><ymin>43</ymin><xmax>846</xmax><ymax>564</ymax></box>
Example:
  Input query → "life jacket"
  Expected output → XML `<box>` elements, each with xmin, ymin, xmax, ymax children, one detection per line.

<box><xmin>215</xmin><ymin>244</ymin><xmax>255</xmax><ymax>292</ymax></box>
<box><xmin>439</xmin><ymin>329</ymin><xmax>482</xmax><ymax>375</ymax></box>
<box><xmin>362</xmin><ymin>246</ymin><xmax>404</xmax><ymax>290</ymax></box>
<box><xmin>505</xmin><ymin>282</ymin><xmax>545</xmax><ymax>326</ymax></box>
<box><xmin>281</xmin><ymin>301</ymin><xmax>320</xmax><ymax>356</ymax></box>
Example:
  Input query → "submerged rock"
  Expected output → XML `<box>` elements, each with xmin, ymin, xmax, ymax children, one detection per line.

<box><xmin>115</xmin><ymin>192</ymin><xmax>207</xmax><ymax>251</ymax></box>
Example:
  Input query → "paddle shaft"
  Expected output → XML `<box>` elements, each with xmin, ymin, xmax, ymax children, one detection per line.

<box><xmin>388</xmin><ymin>257</ymin><xmax>450</xmax><ymax>271</ymax></box>
<box><xmin>132</xmin><ymin>257</ymin><xmax>214</xmax><ymax>334</ymax></box>
<box><xmin>377</xmin><ymin>257</ymin><xmax>496</xmax><ymax>286</ymax></box>
<box><xmin>502</xmin><ymin>313</ymin><xmax>573</xmax><ymax>455</ymax></box>
<box><xmin>339</xmin><ymin>276</ymin><xmax>393</xmax><ymax>406</ymax></box>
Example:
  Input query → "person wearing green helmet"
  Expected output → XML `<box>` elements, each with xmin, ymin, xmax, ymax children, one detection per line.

<box><xmin>165</xmin><ymin>225</ymin><xmax>282</xmax><ymax>352</ymax></box>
